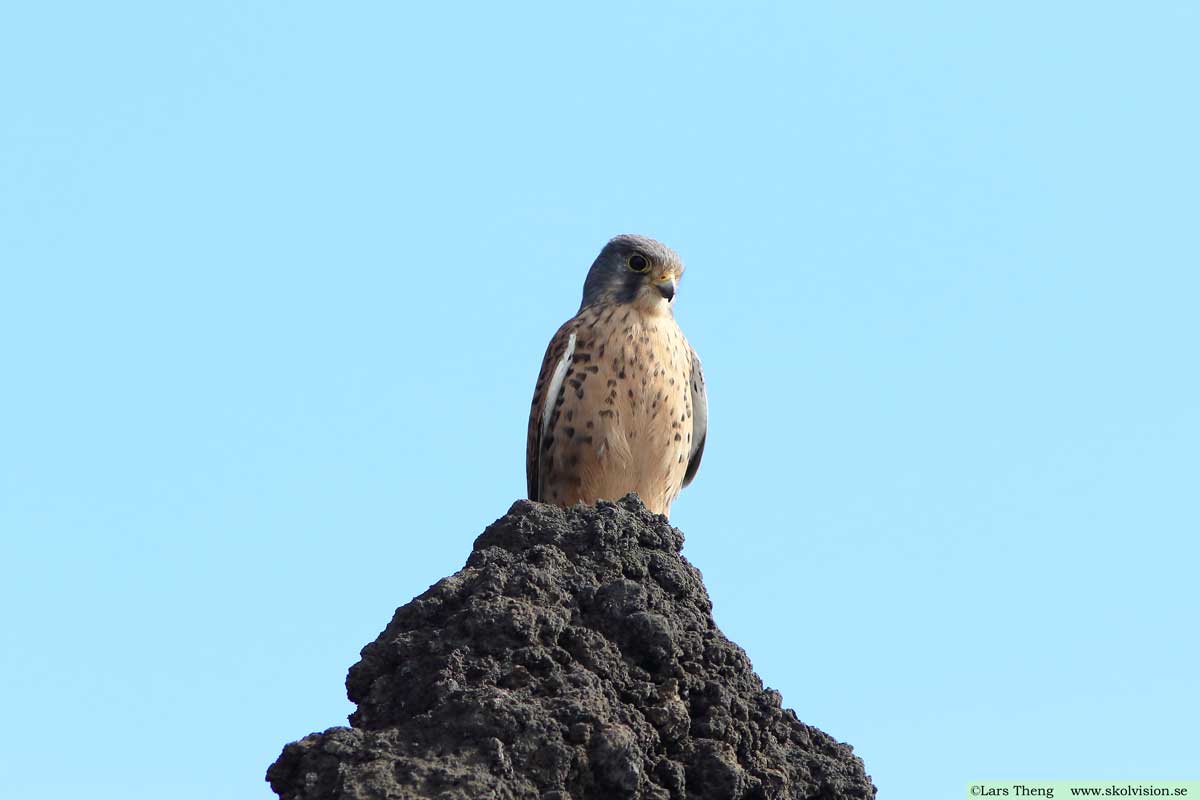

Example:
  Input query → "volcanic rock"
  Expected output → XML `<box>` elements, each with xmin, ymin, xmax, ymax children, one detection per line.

<box><xmin>266</xmin><ymin>495</ymin><xmax>875</xmax><ymax>799</ymax></box>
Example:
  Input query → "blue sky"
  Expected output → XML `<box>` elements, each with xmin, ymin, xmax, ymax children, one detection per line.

<box><xmin>2</xmin><ymin>2</ymin><xmax>1197</xmax><ymax>797</ymax></box>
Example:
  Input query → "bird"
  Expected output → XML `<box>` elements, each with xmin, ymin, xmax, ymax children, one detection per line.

<box><xmin>526</xmin><ymin>234</ymin><xmax>707</xmax><ymax>518</ymax></box>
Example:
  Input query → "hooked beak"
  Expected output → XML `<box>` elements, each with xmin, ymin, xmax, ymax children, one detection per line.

<box><xmin>655</xmin><ymin>273</ymin><xmax>677</xmax><ymax>301</ymax></box>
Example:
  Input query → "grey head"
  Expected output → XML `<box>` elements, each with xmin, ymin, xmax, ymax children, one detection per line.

<box><xmin>580</xmin><ymin>234</ymin><xmax>686</xmax><ymax>311</ymax></box>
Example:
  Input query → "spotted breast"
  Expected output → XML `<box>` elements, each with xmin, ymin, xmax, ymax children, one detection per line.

<box><xmin>528</xmin><ymin>304</ymin><xmax>703</xmax><ymax>516</ymax></box>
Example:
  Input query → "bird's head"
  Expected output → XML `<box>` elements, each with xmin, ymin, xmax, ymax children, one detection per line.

<box><xmin>580</xmin><ymin>234</ymin><xmax>685</xmax><ymax>315</ymax></box>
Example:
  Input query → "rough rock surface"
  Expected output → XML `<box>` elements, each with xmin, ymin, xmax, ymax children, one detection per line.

<box><xmin>267</xmin><ymin>496</ymin><xmax>875</xmax><ymax>800</ymax></box>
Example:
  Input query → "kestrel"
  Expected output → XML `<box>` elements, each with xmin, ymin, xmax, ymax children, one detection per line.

<box><xmin>526</xmin><ymin>235</ymin><xmax>707</xmax><ymax>518</ymax></box>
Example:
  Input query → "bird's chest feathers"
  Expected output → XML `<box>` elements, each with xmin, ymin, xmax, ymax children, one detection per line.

<box><xmin>553</xmin><ymin>307</ymin><xmax>692</xmax><ymax>476</ymax></box>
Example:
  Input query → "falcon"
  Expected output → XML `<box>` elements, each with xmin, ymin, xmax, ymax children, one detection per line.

<box><xmin>526</xmin><ymin>234</ymin><xmax>707</xmax><ymax>517</ymax></box>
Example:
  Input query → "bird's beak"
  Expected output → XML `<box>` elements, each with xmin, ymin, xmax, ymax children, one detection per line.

<box><xmin>655</xmin><ymin>272</ymin><xmax>677</xmax><ymax>301</ymax></box>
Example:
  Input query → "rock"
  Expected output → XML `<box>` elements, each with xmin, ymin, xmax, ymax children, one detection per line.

<box><xmin>266</xmin><ymin>495</ymin><xmax>876</xmax><ymax>799</ymax></box>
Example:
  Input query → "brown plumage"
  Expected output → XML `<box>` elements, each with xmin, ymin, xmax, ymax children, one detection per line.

<box><xmin>526</xmin><ymin>235</ymin><xmax>707</xmax><ymax>517</ymax></box>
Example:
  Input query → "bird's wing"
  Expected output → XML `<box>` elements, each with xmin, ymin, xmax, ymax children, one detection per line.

<box><xmin>526</xmin><ymin>321</ymin><xmax>578</xmax><ymax>501</ymax></box>
<box><xmin>682</xmin><ymin>345</ymin><xmax>707</xmax><ymax>487</ymax></box>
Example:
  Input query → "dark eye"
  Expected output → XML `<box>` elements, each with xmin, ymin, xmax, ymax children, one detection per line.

<box><xmin>629</xmin><ymin>253</ymin><xmax>650</xmax><ymax>272</ymax></box>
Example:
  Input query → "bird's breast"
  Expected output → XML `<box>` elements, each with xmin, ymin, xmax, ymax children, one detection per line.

<box><xmin>543</xmin><ymin>305</ymin><xmax>694</xmax><ymax>515</ymax></box>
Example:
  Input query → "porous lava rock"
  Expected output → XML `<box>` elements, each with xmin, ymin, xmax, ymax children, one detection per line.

<box><xmin>267</xmin><ymin>495</ymin><xmax>875</xmax><ymax>799</ymax></box>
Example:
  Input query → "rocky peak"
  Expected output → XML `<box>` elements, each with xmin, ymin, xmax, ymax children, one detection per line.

<box><xmin>267</xmin><ymin>495</ymin><xmax>875</xmax><ymax>799</ymax></box>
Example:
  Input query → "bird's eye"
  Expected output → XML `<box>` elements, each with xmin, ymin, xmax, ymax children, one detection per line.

<box><xmin>629</xmin><ymin>254</ymin><xmax>650</xmax><ymax>272</ymax></box>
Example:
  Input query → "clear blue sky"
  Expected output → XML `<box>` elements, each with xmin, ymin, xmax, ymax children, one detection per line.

<box><xmin>2</xmin><ymin>3</ymin><xmax>1197</xmax><ymax>797</ymax></box>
